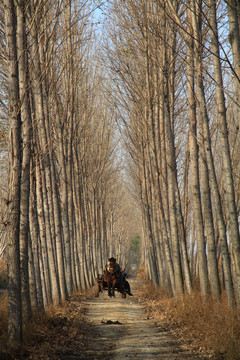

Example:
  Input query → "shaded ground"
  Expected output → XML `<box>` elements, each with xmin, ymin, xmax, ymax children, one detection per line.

<box><xmin>80</xmin><ymin>277</ymin><xmax>207</xmax><ymax>360</ymax></box>
<box><xmin>8</xmin><ymin>277</ymin><xmax>210</xmax><ymax>360</ymax></box>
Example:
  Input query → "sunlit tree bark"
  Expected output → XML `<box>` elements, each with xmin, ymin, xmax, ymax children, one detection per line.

<box><xmin>4</xmin><ymin>0</ymin><xmax>22</xmax><ymax>351</ymax></box>
<box><xmin>189</xmin><ymin>0</ymin><xmax>221</xmax><ymax>299</ymax></box>
<box><xmin>17</xmin><ymin>0</ymin><xmax>32</xmax><ymax>319</ymax></box>
<box><xmin>186</xmin><ymin>7</ymin><xmax>210</xmax><ymax>298</ymax></box>
<box><xmin>207</xmin><ymin>0</ymin><xmax>235</xmax><ymax>305</ymax></box>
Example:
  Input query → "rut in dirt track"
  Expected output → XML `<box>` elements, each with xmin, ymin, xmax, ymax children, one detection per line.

<box><xmin>82</xmin><ymin>277</ymin><xmax>201</xmax><ymax>360</ymax></box>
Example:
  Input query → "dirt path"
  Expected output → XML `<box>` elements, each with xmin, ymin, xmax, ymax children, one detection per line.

<box><xmin>19</xmin><ymin>277</ymin><xmax>208</xmax><ymax>360</ymax></box>
<box><xmin>82</xmin><ymin>278</ymin><xmax>202</xmax><ymax>360</ymax></box>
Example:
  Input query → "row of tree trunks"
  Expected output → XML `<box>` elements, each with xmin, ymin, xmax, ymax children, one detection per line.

<box><xmin>3</xmin><ymin>1</ymin><xmax>132</xmax><ymax>353</ymax></box>
<box><xmin>4</xmin><ymin>0</ymin><xmax>23</xmax><ymax>352</ymax></box>
<box><xmin>106</xmin><ymin>0</ymin><xmax>240</xmax><ymax>305</ymax></box>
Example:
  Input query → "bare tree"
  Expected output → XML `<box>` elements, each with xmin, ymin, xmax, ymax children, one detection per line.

<box><xmin>3</xmin><ymin>0</ymin><xmax>22</xmax><ymax>351</ymax></box>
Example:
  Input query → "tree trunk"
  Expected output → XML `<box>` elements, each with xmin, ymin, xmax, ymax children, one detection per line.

<box><xmin>186</xmin><ymin>10</ymin><xmax>210</xmax><ymax>298</ymax></box>
<box><xmin>4</xmin><ymin>0</ymin><xmax>22</xmax><ymax>351</ymax></box>
<box><xmin>28</xmin><ymin>5</ymin><xmax>61</xmax><ymax>304</ymax></box>
<box><xmin>35</xmin><ymin>157</ymin><xmax>52</xmax><ymax>306</ymax></box>
<box><xmin>207</xmin><ymin>0</ymin><xmax>237</xmax><ymax>305</ymax></box>
<box><xmin>189</xmin><ymin>0</ymin><xmax>221</xmax><ymax>299</ymax></box>
<box><xmin>29</xmin><ymin>165</ymin><xmax>44</xmax><ymax>309</ymax></box>
<box><xmin>16</xmin><ymin>0</ymin><xmax>32</xmax><ymax>319</ymax></box>
<box><xmin>225</xmin><ymin>0</ymin><xmax>240</xmax><ymax>113</ymax></box>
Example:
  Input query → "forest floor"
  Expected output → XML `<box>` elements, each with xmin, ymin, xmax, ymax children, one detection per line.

<box><xmin>21</xmin><ymin>276</ymin><xmax>211</xmax><ymax>360</ymax></box>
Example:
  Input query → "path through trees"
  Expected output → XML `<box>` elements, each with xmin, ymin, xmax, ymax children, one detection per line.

<box><xmin>0</xmin><ymin>0</ymin><xmax>239</xmax><ymax>355</ymax></box>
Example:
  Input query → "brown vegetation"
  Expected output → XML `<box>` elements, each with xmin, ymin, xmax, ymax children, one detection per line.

<box><xmin>1</xmin><ymin>0</ymin><xmax>239</xmax><ymax>355</ymax></box>
<box><xmin>1</xmin><ymin>273</ymin><xmax>240</xmax><ymax>360</ymax></box>
<box><xmin>137</xmin><ymin>276</ymin><xmax>240</xmax><ymax>360</ymax></box>
<box><xmin>0</xmin><ymin>291</ymin><xmax>96</xmax><ymax>360</ymax></box>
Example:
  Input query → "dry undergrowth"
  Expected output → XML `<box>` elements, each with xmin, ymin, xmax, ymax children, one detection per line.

<box><xmin>136</xmin><ymin>274</ymin><xmax>240</xmax><ymax>360</ymax></box>
<box><xmin>0</xmin><ymin>257</ymin><xmax>97</xmax><ymax>359</ymax></box>
<box><xmin>0</xmin><ymin>291</ymin><xmax>95</xmax><ymax>360</ymax></box>
<box><xmin>1</xmin><ymin>265</ymin><xmax>240</xmax><ymax>360</ymax></box>
<box><xmin>22</xmin><ymin>295</ymin><xmax>92</xmax><ymax>360</ymax></box>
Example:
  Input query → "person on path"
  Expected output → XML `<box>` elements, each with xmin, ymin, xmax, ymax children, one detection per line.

<box><xmin>106</xmin><ymin>257</ymin><xmax>133</xmax><ymax>296</ymax></box>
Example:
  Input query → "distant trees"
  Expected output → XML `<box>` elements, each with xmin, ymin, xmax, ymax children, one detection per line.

<box><xmin>106</xmin><ymin>0</ymin><xmax>240</xmax><ymax>304</ymax></box>
<box><xmin>128</xmin><ymin>235</ymin><xmax>141</xmax><ymax>269</ymax></box>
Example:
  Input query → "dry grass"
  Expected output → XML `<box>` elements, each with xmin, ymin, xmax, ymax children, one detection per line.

<box><xmin>22</xmin><ymin>294</ymin><xmax>93</xmax><ymax>359</ymax></box>
<box><xmin>137</xmin><ymin>279</ymin><xmax>240</xmax><ymax>360</ymax></box>
<box><xmin>1</xmin><ymin>267</ymin><xmax>240</xmax><ymax>359</ymax></box>
<box><xmin>0</xmin><ymin>257</ymin><xmax>94</xmax><ymax>358</ymax></box>
<box><xmin>172</xmin><ymin>292</ymin><xmax>240</xmax><ymax>360</ymax></box>
<box><xmin>0</xmin><ymin>291</ymin><xmax>94</xmax><ymax>359</ymax></box>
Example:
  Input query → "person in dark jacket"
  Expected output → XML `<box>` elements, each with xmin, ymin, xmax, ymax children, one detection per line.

<box><xmin>106</xmin><ymin>257</ymin><xmax>133</xmax><ymax>296</ymax></box>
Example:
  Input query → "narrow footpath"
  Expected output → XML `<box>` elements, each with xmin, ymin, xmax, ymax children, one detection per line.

<box><xmin>80</xmin><ymin>278</ymin><xmax>206</xmax><ymax>360</ymax></box>
<box><xmin>21</xmin><ymin>278</ymin><xmax>209</xmax><ymax>360</ymax></box>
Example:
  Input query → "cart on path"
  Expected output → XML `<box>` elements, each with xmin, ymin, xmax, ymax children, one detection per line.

<box><xmin>94</xmin><ymin>271</ymin><xmax>132</xmax><ymax>298</ymax></box>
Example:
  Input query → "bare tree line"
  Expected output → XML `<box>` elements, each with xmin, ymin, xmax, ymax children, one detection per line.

<box><xmin>104</xmin><ymin>0</ymin><xmax>239</xmax><ymax>306</ymax></box>
<box><xmin>1</xmin><ymin>0</ymin><xmax>240</xmax><ymax>354</ymax></box>
<box><xmin>1</xmin><ymin>0</ymin><xmax>137</xmax><ymax>353</ymax></box>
